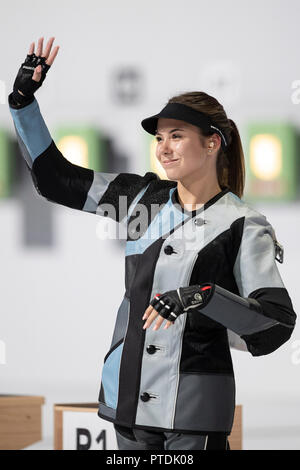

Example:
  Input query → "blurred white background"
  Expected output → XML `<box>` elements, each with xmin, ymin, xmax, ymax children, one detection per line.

<box><xmin>0</xmin><ymin>0</ymin><xmax>299</xmax><ymax>450</ymax></box>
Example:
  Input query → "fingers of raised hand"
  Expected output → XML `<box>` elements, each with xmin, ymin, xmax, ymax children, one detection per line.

<box><xmin>42</xmin><ymin>37</ymin><xmax>55</xmax><ymax>59</ymax></box>
<box><xmin>46</xmin><ymin>44</ymin><xmax>59</xmax><ymax>66</ymax></box>
<box><xmin>28</xmin><ymin>36</ymin><xmax>59</xmax><ymax>67</ymax></box>
<box><xmin>29</xmin><ymin>42</ymin><xmax>34</xmax><ymax>55</ymax></box>
<box><xmin>32</xmin><ymin>65</ymin><xmax>42</xmax><ymax>82</ymax></box>
<box><xmin>36</xmin><ymin>37</ymin><xmax>44</xmax><ymax>57</ymax></box>
<box><xmin>42</xmin><ymin>37</ymin><xmax>59</xmax><ymax>65</ymax></box>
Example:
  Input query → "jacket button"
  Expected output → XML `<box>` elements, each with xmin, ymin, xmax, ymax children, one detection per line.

<box><xmin>194</xmin><ymin>218</ymin><xmax>205</xmax><ymax>226</ymax></box>
<box><xmin>140</xmin><ymin>392</ymin><xmax>151</xmax><ymax>402</ymax></box>
<box><xmin>164</xmin><ymin>245</ymin><xmax>174</xmax><ymax>255</ymax></box>
<box><xmin>146</xmin><ymin>345</ymin><xmax>157</xmax><ymax>355</ymax></box>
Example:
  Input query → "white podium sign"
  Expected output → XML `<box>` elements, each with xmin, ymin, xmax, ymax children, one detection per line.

<box><xmin>61</xmin><ymin>409</ymin><xmax>118</xmax><ymax>450</ymax></box>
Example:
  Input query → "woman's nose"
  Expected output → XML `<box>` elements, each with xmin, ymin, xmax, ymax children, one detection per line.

<box><xmin>159</xmin><ymin>138</ymin><xmax>172</xmax><ymax>154</ymax></box>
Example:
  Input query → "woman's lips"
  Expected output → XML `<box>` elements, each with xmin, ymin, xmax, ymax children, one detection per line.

<box><xmin>162</xmin><ymin>159</ymin><xmax>179</xmax><ymax>166</ymax></box>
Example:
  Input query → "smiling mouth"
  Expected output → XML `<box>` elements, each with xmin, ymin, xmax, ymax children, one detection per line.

<box><xmin>162</xmin><ymin>159</ymin><xmax>179</xmax><ymax>165</ymax></box>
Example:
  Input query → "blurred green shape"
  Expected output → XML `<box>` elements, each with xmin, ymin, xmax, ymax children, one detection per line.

<box><xmin>54</xmin><ymin>126</ymin><xmax>107</xmax><ymax>172</ymax></box>
<box><xmin>0</xmin><ymin>128</ymin><xmax>14</xmax><ymax>198</ymax></box>
<box><xmin>245</xmin><ymin>122</ymin><xmax>299</xmax><ymax>203</ymax></box>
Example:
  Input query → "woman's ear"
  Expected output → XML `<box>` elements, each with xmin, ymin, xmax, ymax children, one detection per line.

<box><xmin>207</xmin><ymin>134</ymin><xmax>221</xmax><ymax>154</ymax></box>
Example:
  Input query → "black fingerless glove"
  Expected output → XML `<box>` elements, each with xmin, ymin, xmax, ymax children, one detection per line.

<box><xmin>149</xmin><ymin>283</ymin><xmax>214</xmax><ymax>322</ymax></box>
<box><xmin>11</xmin><ymin>53</ymin><xmax>51</xmax><ymax>106</ymax></box>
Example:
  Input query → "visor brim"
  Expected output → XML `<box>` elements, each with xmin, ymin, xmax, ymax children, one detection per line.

<box><xmin>141</xmin><ymin>114</ymin><xmax>160</xmax><ymax>135</ymax></box>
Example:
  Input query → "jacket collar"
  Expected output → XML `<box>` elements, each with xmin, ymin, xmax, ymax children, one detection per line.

<box><xmin>171</xmin><ymin>186</ymin><xmax>230</xmax><ymax>218</ymax></box>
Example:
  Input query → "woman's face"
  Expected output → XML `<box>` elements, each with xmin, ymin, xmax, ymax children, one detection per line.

<box><xmin>155</xmin><ymin>117</ymin><xmax>214</xmax><ymax>182</ymax></box>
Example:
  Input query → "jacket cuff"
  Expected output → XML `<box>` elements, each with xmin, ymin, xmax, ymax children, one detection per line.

<box><xmin>8</xmin><ymin>92</ymin><xmax>35</xmax><ymax>110</ymax></box>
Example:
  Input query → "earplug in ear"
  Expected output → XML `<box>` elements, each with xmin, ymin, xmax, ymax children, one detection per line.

<box><xmin>208</xmin><ymin>141</ymin><xmax>214</xmax><ymax>153</ymax></box>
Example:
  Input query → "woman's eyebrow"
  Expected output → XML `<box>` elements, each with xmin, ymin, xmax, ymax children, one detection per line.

<box><xmin>155</xmin><ymin>128</ymin><xmax>185</xmax><ymax>135</ymax></box>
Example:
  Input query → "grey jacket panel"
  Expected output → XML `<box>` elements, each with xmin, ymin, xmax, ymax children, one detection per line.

<box><xmin>200</xmin><ymin>285</ymin><xmax>279</xmax><ymax>336</ymax></box>
<box><xmin>174</xmin><ymin>373</ymin><xmax>235</xmax><ymax>432</ymax></box>
<box><xmin>233</xmin><ymin>212</ymin><xmax>284</xmax><ymax>298</ymax></box>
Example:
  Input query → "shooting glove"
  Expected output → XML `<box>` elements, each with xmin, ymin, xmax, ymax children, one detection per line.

<box><xmin>12</xmin><ymin>53</ymin><xmax>50</xmax><ymax>105</ymax></box>
<box><xmin>150</xmin><ymin>283</ymin><xmax>214</xmax><ymax>322</ymax></box>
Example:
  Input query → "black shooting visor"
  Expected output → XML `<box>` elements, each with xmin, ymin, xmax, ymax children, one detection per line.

<box><xmin>141</xmin><ymin>102</ymin><xmax>228</xmax><ymax>151</ymax></box>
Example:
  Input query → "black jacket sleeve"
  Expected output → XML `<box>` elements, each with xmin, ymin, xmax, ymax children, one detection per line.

<box><xmin>8</xmin><ymin>94</ymin><xmax>158</xmax><ymax>220</ymax></box>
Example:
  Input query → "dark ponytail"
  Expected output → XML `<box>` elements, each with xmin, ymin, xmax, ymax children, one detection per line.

<box><xmin>225</xmin><ymin>119</ymin><xmax>245</xmax><ymax>199</ymax></box>
<box><xmin>167</xmin><ymin>92</ymin><xmax>245</xmax><ymax>199</ymax></box>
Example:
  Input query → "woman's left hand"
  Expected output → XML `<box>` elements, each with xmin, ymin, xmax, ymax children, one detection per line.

<box><xmin>142</xmin><ymin>284</ymin><xmax>214</xmax><ymax>331</ymax></box>
<box><xmin>142</xmin><ymin>301</ymin><xmax>174</xmax><ymax>331</ymax></box>
<box><xmin>142</xmin><ymin>289</ymin><xmax>187</xmax><ymax>331</ymax></box>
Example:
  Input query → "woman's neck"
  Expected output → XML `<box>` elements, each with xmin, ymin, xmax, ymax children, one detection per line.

<box><xmin>176</xmin><ymin>179</ymin><xmax>223</xmax><ymax>211</ymax></box>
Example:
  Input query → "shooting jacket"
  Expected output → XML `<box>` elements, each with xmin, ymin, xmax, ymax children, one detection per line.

<box><xmin>9</xmin><ymin>96</ymin><xmax>296</xmax><ymax>436</ymax></box>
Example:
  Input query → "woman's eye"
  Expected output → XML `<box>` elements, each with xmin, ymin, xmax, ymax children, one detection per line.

<box><xmin>156</xmin><ymin>134</ymin><xmax>181</xmax><ymax>142</ymax></box>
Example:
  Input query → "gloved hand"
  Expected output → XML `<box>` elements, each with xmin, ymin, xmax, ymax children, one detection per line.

<box><xmin>143</xmin><ymin>283</ymin><xmax>214</xmax><ymax>330</ymax></box>
<box><xmin>11</xmin><ymin>37</ymin><xmax>59</xmax><ymax>106</ymax></box>
<box><xmin>12</xmin><ymin>54</ymin><xmax>50</xmax><ymax>104</ymax></box>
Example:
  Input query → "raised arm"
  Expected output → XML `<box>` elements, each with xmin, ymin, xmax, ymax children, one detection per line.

<box><xmin>9</xmin><ymin>37</ymin><xmax>158</xmax><ymax>221</ymax></box>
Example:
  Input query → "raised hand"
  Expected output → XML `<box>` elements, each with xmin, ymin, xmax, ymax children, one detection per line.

<box><xmin>13</xmin><ymin>36</ymin><xmax>60</xmax><ymax>105</ymax></box>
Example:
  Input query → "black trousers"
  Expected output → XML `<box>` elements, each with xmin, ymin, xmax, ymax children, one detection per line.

<box><xmin>114</xmin><ymin>424</ymin><xmax>230</xmax><ymax>450</ymax></box>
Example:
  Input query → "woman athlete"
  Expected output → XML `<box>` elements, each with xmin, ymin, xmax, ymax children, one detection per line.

<box><xmin>9</xmin><ymin>37</ymin><xmax>297</xmax><ymax>450</ymax></box>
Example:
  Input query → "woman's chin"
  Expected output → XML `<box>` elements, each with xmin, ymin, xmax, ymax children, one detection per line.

<box><xmin>164</xmin><ymin>168</ymin><xmax>182</xmax><ymax>181</ymax></box>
